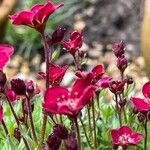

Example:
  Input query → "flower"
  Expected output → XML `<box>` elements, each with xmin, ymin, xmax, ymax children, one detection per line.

<box><xmin>38</xmin><ymin>64</ymin><xmax>68</xmax><ymax>86</ymax></box>
<box><xmin>111</xmin><ymin>126</ymin><xmax>143</xmax><ymax>147</ymax></box>
<box><xmin>63</xmin><ymin>31</ymin><xmax>83</xmax><ymax>54</ymax></box>
<box><xmin>132</xmin><ymin>82</ymin><xmax>150</xmax><ymax>112</ymax></box>
<box><xmin>43</xmin><ymin>79</ymin><xmax>95</xmax><ymax>118</ymax></box>
<box><xmin>0</xmin><ymin>105</ymin><xmax>3</xmax><ymax>122</ymax></box>
<box><xmin>9</xmin><ymin>2</ymin><xmax>64</xmax><ymax>33</ymax></box>
<box><xmin>113</xmin><ymin>41</ymin><xmax>125</xmax><ymax>57</ymax></box>
<box><xmin>76</xmin><ymin>64</ymin><xmax>105</xmax><ymax>84</ymax></box>
<box><xmin>11</xmin><ymin>79</ymin><xmax>26</xmax><ymax>95</ymax></box>
<box><xmin>26</xmin><ymin>80</ymin><xmax>35</xmax><ymax>94</ymax></box>
<box><xmin>0</xmin><ymin>44</ymin><xmax>14</xmax><ymax>69</ymax></box>
<box><xmin>6</xmin><ymin>88</ymin><xmax>17</xmax><ymax>102</ymax></box>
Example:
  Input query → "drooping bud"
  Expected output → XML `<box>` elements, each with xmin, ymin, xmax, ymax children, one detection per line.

<box><xmin>126</xmin><ymin>76</ymin><xmax>134</xmax><ymax>85</ymax></box>
<box><xmin>0</xmin><ymin>70</ymin><xmax>6</xmax><ymax>87</ymax></box>
<box><xmin>117</xmin><ymin>56</ymin><xmax>127</xmax><ymax>72</ymax></box>
<box><xmin>11</xmin><ymin>79</ymin><xmax>26</xmax><ymax>95</ymax></box>
<box><xmin>119</xmin><ymin>98</ymin><xmax>126</xmax><ymax>107</ymax></box>
<box><xmin>51</xmin><ymin>27</ymin><xmax>66</xmax><ymax>44</ymax></box>
<box><xmin>47</xmin><ymin>134</ymin><xmax>61</xmax><ymax>150</ymax></box>
<box><xmin>113</xmin><ymin>41</ymin><xmax>125</xmax><ymax>57</ymax></box>
<box><xmin>137</xmin><ymin>112</ymin><xmax>145</xmax><ymax>122</ymax></box>
<box><xmin>53</xmin><ymin>124</ymin><xmax>68</xmax><ymax>139</ymax></box>
<box><xmin>66</xmin><ymin>132</ymin><xmax>77</xmax><ymax>150</ymax></box>
<box><xmin>14</xmin><ymin>128</ymin><xmax>21</xmax><ymax>141</ymax></box>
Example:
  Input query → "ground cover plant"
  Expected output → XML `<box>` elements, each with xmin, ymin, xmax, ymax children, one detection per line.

<box><xmin>0</xmin><ymin>1</ymin><xmax>149</xmax><ymax>150</ymax></box>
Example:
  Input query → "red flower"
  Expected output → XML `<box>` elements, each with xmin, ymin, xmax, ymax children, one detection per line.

<box><xmin>38</xmin><ymin>64</ymin><xmax>68</xmax><ymax>86</ymax></box>
<box><xmin>0</xmin><ymin>105</ymin><xmax>3</xmax><ymax>122</ymax></box>
<box><xmin>0</xmin><ymin>44</ymin><xmax>14</xmax><ymax>69</ymax></box>
<box><xmin>9</xmin><ymin>2</ymin><xmax>64</xmax><ymax>33</ymax></box>
<box><xmin>63</xmin><ymin>31</ymin><xmax>83</xmax><ymax>54</ymax></box>
<box><xmin>111</xmin><ymin>126</ymin><xmax>143</xmax><ymax>147</ymax></box>
<box><xmin>43</xmin><ymin>79</ymin><xmax>95</xmax><ymax>118</ymax></box>
<box><xmin>76</xmin><ymin>64</ymin><xmax>105</xmax><ymax>84</ymax></box>
<box><xmin>132</xmin><ymin>82</ymin><xmax>150</xmax><ymax>112</ymax></box>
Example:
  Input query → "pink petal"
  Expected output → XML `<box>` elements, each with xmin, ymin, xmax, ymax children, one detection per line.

<box><xmin>111</xmin><ymin>129</ymin><xmax>120</xmax><ymax>145</ymax></box>
<box><xmin>142</xmin><ymin>82</ymin><xmax>150</xmax><ymax>99</ymax></box>
<box><xmin>96</xmin><ymin>76</ymin><xmax>111</xmax><ymax>88</ymax></box>
<box><xmin>34</xmin><ymin>2</ymin><xmax>64</xmax><ymax>24</ymax></box>
<box><xmin>76</xmin><ymin>85</ymin><xmax>96</xmax><ymax>110</ymax></box>
<box><xmin>0</xmin><ymin>52</ymin><xmax>9</xmax><ymax>69</ymax></box>
<box><xmin>91</xmin><ymin>64</ymin><xmax>105</xmax><ymax>78</ymax></box>
<box><xmin>119</xmin><ymin>126</ymin><xmax>132</xmax><ymax>135</ymax></box>
<box><xmin>0</xmin><ymin>44</ymin><xmax>14</xmax><ymax>56</ymax></box>
<box><xmin>6</xmin><ymin>88</ymin><xmax>17</xmax><ymax>102</ymax></box>
<box><xmin>9</xmin><ymin>11</ymin><xmax>34</xmax><ymax>27</ymax></box>
<box><xmin>71</xmin><ymin>79</ymin><xmax>91</xmax><ymax>99</ymax></box>
<box><xmin>38</xmin><ymin>71</ymin><xmax>46</xmax><ymax>79</ymax></box>
<box><xmin>132</xmin><ymin>97</ymin><xmax>150</xmax><ymax>112</ymax></box>
<box><xmin>0</xmin><ymin>106</ymin><xmax>3</xmax><ymax>122</ymax></box>
<box><xmin>31</xmin><ymin>4</ymin><xmax>44</xmax><ymax>13</ymax></box>
<box><xmin>130</xmin><ymin>133</ymin><xmax>143</xmax><ymax>145</ymax></box>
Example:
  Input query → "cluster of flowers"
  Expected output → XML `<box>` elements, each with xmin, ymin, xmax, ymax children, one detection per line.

<box><xmin>0</xmin><ymin>1</ymin><xmax>148</xmax><ymax>150</ymax></box>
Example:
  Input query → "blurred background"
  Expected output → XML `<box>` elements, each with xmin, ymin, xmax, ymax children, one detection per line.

<box><xmin>0</xmin><ymin>0</ymin><xmax>149</xmax><ymax>93</ymax></box>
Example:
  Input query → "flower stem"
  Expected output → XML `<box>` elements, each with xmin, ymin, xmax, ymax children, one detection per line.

<box><xmin>25</xmin><ymin>94</ymin><xmax>37</xmax><ymax>143</ymax></box>
<box><xmin>79</xmin><ymin>117</ymin><xmax>92</xmax><ymax>149</ymax></box>
<box><xmin>144</xmin><ymin>118</ymin><xmax>148</xmax><ymax>150</ymax></box>
<box><xmin>1</xmin><ymin>120</ymin><xmax>9</xmax><ymax>136</ymax></box>
<box><xmin>92</xmin><ymin>101</ymin><xmax>97</xmax><ymax>149</ymax></box>
<box><xmin>40</xmin><ymin>32</ymin><xmax>50</xmax><ymax>145</ymax></box>
<box><xmin>115</xmin><ymin>94</ymin><xmax>122</xmax><ymax>126</ymax></box>
<box><xmin>74</xmin><ymin>118</ymin><xmax>81</xmax><ymax>150</ymax></box>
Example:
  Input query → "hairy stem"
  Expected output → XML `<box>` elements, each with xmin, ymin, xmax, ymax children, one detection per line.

<box><xmin>79</xmin><ymin>117</ymin><xmax>92</xmax><ymax>149</ymax></box>
<box><xmin>144</xmin><ymin>118</ymin><xmax>148</xmax><ymax>150</ymax></box>
<box><xmin>40</xmin><ymin>32</ymin><xmax>51</xmax><ymax>145</ymax></box>
<box><xmin>92</xmin><ymin>101</ymin><xmax>97</xmax><ymax>149</ymax></box>
<box><xmin>2</xmin><ymin>120</ymin><xmax>9</xmax><ymax>136</ymax></box>
<box><xmin>74</xmin><ymin>118</ymin><xmax>81</xmax><ymax>150</ymax></box>
<box><xmin>25</xmin><ymin>94</ymin><xmax>37</xmax><ymax>143</ymax></box>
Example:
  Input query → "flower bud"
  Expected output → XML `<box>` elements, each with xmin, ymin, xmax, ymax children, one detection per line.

<box><xmin>119</xmin><ymin>98</ymin><xmax>126</xmax><ymax>107</ymax></box>
<box><xmin>26</xmin><ymin>80</ymin><xmax>34</xmax><ymax>94</ymax></box>
<box><xmin>6</xmin><ymin>88</ymin><xmax>17</xmax><ymax>102</ymax></box>
<box><xmin>14</xmin><ymin>128</ymin><xmax>21</xmax><ymax>141</ymax></box>
<box><xmin>66</xmin><ymin>132</ymin><xmax>77</xmax><ymax>150</ymax></box>
<box><xmin>47</xmin><ymin>133</ymin><xmax>61</xmax><ymax>150</ymax></box>
<box><xmin>53</xmin><ymin>124</ymin><xmax>68</xmax><ymax>139</ymax></box>
<box><xmin>0</xmin><ymin>70</ymin><xmax>6</xmax><ymax>86</ymax></box>
<box><xmin>126</xmin><ymin>76</ymin><xmax>134</xmax><ymax>85</ymax></box>
<box><xmin>117</xmin><ymin>56</ymin><xmax>127</xmax><ymax>72</ymax></box>
<box><xmin>51</xmin><ymin>27</ymin><xmax>66</xmax><ymax>44</ymax></box>
<box><xmin>11</xmin><ymin>79</ymin><xmax>26</xmax><ymax>95</ymax></box>
<box><xmin>137</xmin><ymin>113</ymin><xmax>145</xmax><ymax>122</ymax></box>
<box><xmin>113</xmin><ymin>41</ymin><xmax>125</xmax><ymax>57</ymax></box>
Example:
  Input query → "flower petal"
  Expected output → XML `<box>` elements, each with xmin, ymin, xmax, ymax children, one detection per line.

<box><xmin>130</xmin><ymin>133</ymin><xmax>143</xmax><ymax>145</ymax></box>
<box><xmin>142</xmin><ymin>82</ymin><xmax>150</xmax><ymax>99</ymax></box>
<box><xmin>9</xmin><ymin>11</ymin><xmax>34</xmax><ymax>27</ymax></box>
<box><xmin>132</xmin><ymin>97</ymin><xmax>150</xmax><ymax>112</ymax></box>
<box><xmin>119</xmin><ymin>126</ymin><xmax>132</xmax><ymax>135</ymax></box>
<box><xmin>111</xmin><ymin>129</ymin><xmax>120</xmax><ymax>145</ymax></box>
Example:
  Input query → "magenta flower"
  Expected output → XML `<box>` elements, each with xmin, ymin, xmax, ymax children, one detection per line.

<box><xmin>9</xmin><ymin>2</ymin><xmax>64</xmax><ymax>33</ymax></box>
<box><xmin>43</xmin><ymin>79</ymin><xmax>95</xmax><ymax>118</ymax></box>
<box><xmin>0</xmin><ymin>105</ymin><xmax>3</xmax><ymax>122</ymax></box>
<box><xmin>132</xmin><ymin>82</ymin><xmax>150</xmax><ymax>112</ymax></box>
<box><xmin>63</xmin><ymin>31</ymin><xmax>83</xmax><ymax>55</ymax></box>
<box><xmin>111</xmin><ymin>126</ymin><xmax>143</xmax><ymax>148</ymax></box>
<box><xmin>38</xmin><ymin>64</ymin><xmax>68</xmax><ymax>86</ymax></box>
<box><xmin>76</xmin><ymin>64</ymin><xmax>105</xmax><ymax>84</ymax></box>
<box><xmin>0</xmin><ymin>44</ymin><xmax>14</xmax><ymax>69</ymax></box>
